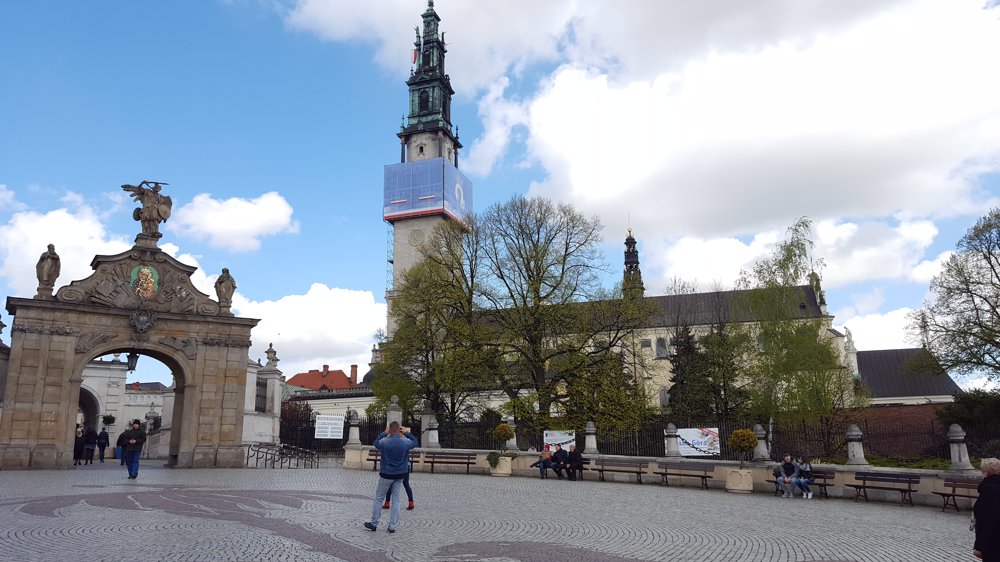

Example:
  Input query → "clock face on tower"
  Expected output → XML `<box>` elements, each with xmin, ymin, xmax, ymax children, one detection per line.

<box><xmin>408</xmin><ymin>229</ymin><xmax>425</xmax><ymax>247</ymax></box>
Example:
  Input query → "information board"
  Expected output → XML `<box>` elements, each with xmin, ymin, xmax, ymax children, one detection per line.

<box><xmin>543</xmin><ymin>430</ymin><xmax>575</xmax><ymax>450</ymax></box>
<box><xmin>314</xmin><ymin>415</ymin><xmax>345</xmax><ymax>439</ymax></box>
<box><xmin>670</xmin><ymin>427</ymin><xmax>721</xmax><ymax>456</ymax></box>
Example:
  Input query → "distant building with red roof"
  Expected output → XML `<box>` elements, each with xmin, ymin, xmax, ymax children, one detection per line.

<box><xmin>286</xmin><ymin>364</ymin><xmax>358</xmax><ymax>392</ymax></box>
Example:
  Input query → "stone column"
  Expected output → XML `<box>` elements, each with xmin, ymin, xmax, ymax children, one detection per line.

<box><xmin>664</xmin><ymin>423</ymin><xmax>682</xmax><ymax>457</ymax></box>
<box><xmin>583</xmin><ymin>421</ymin><xmax>599</xmax><ymax>455</ymax></box>
<box><xmin>846</xmin><ymin>424</ymin><xmax>869</xmax><ymax>466</ymax></box>
<box><xmin>386</xmin><ymin>395</ymin><xmax>403</xmax><ymax>428</ymax></box>
<box><xmin>947</xmin><ymin>424</ymin><xmax>975</xmax><ymax>471</ymax></box>
<box><xmin>505</xmin><ymin>418</ymin><xmax>520</xmax><ymax>452</ymax></box>
<box><xmin>426</xmin><ymin>419</ymin><xmax>441</xmax><ymax>449</ymax></box>
<box><xmin>345</xmin><ymin>411</ymin><xmax>361</xmax><ymax>446</ymax></box>
<box><xmin>419</xmin><ymin>402</ymin><xmax>436</xmax><ymax>448</ymax></box>
<box><xmin>753</xmin><ymin>424</ymin><xmax>770</xmax><ymax>461</ymax></box>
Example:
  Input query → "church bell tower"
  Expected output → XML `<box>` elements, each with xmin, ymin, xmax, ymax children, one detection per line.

<box><xmin>383</xmin><ymin>0</ymin><xmax>473</xmax><ymax>338</ymax></box>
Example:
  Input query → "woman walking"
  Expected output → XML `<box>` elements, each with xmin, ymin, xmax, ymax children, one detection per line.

<box><xmin>974</xmin><ymin>457</ymin><xmax>1000</xmax><ymax>561</ymax></box>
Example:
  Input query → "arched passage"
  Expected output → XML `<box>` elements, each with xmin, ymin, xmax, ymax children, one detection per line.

<box><xmin>77</xmin><ymin>386</ymin><xmax>100</xmax><ymax>432</ymax></box>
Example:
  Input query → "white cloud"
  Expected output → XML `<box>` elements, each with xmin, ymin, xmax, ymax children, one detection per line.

<box><xmin>169</xmin><ymin>192</ymin><xmax>300</xmax><ymax>252</ymax></box>
<box><xmin>960</xmin><ymin>376</ymin><xmax>998</xmax><ymax>391</ymax></box>
<box><xmin>814</xmin><ymin>219</ymin><xmax>939</xmax><ymax>287</ymax></box>
<box><xmin>232</xmin><ymin>283</ymin><xmax>386</xmax><ymax>379</ymax></box>
<box><xmin>911</xmin><ymin>251</ymin><xmax>953</xmax><ymax>284</ymax></box>
<box><xmin>0</xmin><ymin>200</ymin><xmax>132</xmax><ymax>298</ymax></box>
<box><xmin>463</xmin><ymin>77</ymin><xmax>530</xmax><ymax>176</ymax></box>
<box><xmin>644</xmin><ymin>231</ymin><xmax>779</xmax><ymax>292</ymax></box>
<box><xmin>840</xmin><ymin>307</ymin><xmax>916</xmax><ymax>351</ymax></box>
<box><xmin>0</xmin><ymin>184</ymin><xmax>23</xmax><ymax>211</ymax></box>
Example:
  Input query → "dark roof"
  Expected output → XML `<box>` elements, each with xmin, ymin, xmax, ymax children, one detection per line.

<box><xmin>857</xmin><ymin>348</ymin><xmax>961</xmax><ymax>399</ymax></box>
<box><xmin>646</xmin><ymin>285</ymin><xmax>825</xmax><ymax>327</ymax></box>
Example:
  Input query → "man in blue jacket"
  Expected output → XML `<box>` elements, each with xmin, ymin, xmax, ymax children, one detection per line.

<box><xmin>365</xmin><ymin>421</ymin><xmax>418</xmax><ymax>533</ymax></box>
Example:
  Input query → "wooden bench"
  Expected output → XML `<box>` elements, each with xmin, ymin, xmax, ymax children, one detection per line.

<box><xmin>560</xmin><ymin>458</ymin><xmax>590</xmax><ymax>480</ymax></box>
<box><xmin>766</xmin><ymin>468</ymin><xmax>836</xmax><ymax>498</ymax></box>
<box><xmin>932</xmin><ymin>477</ymin><xmax>981</xmax><ymax>512</ymax></box>
<box><xmin>654</xmin><ymin>461</ymin><xmax>714</xmax><ymax>489</ymax></box>
<box><xmin>366</xmin><ymin>449</ymin><xmax>416</xmax><ymax>472</ymax></box>
<box><xmin>424</xmin><ymin>451</ymin><xmax>477</xmax><ymax>474</ymax></box>
<box><xmin>847</xmin><ymin>471</ymin><xmax>921</xmax><ymax>506</ymax></box>
<box><xmin>594</xmin><ymin>458</ymin><xmax>649</xmax><ymax>484</ymax></box>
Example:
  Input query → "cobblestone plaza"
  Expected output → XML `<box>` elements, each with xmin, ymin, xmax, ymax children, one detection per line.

<box><xmin>0</xmin><ymin>462</ymin><xmax>975</xmax><ymax>561</ymax></box>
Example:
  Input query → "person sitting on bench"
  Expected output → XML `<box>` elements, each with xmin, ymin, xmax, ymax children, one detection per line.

<box><xmin>529</xmin><ymin>445</ymin><xmax>553</xmax><ymax>479</ymax></box>
<box><xmin>550</xmin><ymin>444</ymin><xmax>569</xmax><ymax>479</ymax></box>
<box><xmin>565</xmin><ymin>444</ymin><xmax>585</xmax><ymax>481</ymax></box>
<box><xmin>796</xmin><ymin>455</ymin><xmax>814</xmax><ymax>499</ymax></box>
<box><xmin>776</xmin><ymin>452</ymin><xmax>799</xmax><ymax>498</ymax></box>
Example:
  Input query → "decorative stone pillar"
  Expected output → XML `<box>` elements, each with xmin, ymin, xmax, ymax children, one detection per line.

<box><xmin>505</xmin><ymin>418</ymin><xmax>520</xmax><ymax>452</ymax></box>
<box><xmin>426</xmin><ymin>419</ymin><xmax>441</xmax><ymax>449</ymax></box>
<box><xmin>947</xmin><ymin>424</ymin><xmax>975</xmax><ymax>471</ymax></box>
<box><xmin>419</xmin><ymin>402</ymin><xmax>436</xmax><ymax>448</ymax></box>
<box><xmin>386</xmin><ymin>395</ymin><xmax>403</xmax><ymax>428</ymax></box>
<box><xmin>664</xmin><ymin>423</ymin><xmax>682</xmax><ymax>457</ymax></box>
<box><xmin>346</xmin><ymin>411</ymin><xmax>361</xmax><ymax>446</ymax></box>
<box><xmin>753</xmin><ymin>424</ymin><xmax>770</xmax><ymax>461</ymax></box>
<box><xmin>583</xmin><ymin>421</ymin><xmax>599</xmax><ymax>455</ymax></box>
<box><xmin>846</xmin><ymin>424</ymin><xmax>869</xmax><ymax>466</ymax></box>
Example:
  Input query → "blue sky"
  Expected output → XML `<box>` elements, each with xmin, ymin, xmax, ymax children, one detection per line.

<box><xmin>2</xmin><ymin>1</ymin><xmax>999</xmax><ymax>389</ymax></box>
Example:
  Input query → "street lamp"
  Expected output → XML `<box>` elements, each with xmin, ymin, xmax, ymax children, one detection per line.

<box><xmin>126</xmin><ymin>352</ymin><xmax>139</xmax><ymax>372</ymax></box>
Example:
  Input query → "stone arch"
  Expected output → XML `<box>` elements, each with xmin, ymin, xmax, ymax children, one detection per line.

<box><xmin>0</xmin><ymin>238</ymin><xmax>259</xmax><ymax>470</ymax></box>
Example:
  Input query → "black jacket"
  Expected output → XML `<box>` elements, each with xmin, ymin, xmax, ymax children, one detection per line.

<box><xmin>566</xmin><ymin>449</ymin><xmax>585</xmax><ymax>467</ymax></box>
<box><xmin>83</xmin><ymin>428</ymin><xmax>98</xmax><ymax>446</ymax></box>
<box><xmin>551</xmin><ymin>449</ymin><xmax>568</xmax><ymax>465</ymax></box>
<box><xmin>97</xmin><ymin>430</ymin><xmax>110</xmax><ymax>446</ymax></box>
<box><xmin>975</xmin><ymin>474</ymin><xmax>1000</xmax><ymax>561</ymax></box>
<box><xmin>122</xmin><ymin>427</ymin><xmax>147</xmax><ymax>452</ymax></box>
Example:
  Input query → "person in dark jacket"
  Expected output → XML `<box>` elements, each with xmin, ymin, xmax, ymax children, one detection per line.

<box><xmin>550</xmin><ymin>444</ymin><xmax>569</xmax><ymax>479</ymax></box>
<box><xmin>122</xmin><ymin>420</ymin><xmax>146</xmax><ymax>479</ymax></box>
<box><xmin>776</xmin><ymin>452</ymin><xmax>799</xmax><ymax>497</ymax></box>
<box><xmin>82</xmin><ymin>427</ymin><xmax>98</xmax><ymax>465</ymax></box>
<box><xmin>72</xmin><ymin>428</ymin><xmax>85</xmax><ymax>466</ymax></box>
<box><xmin>116</xmin><ymin>431</ymin><xmax>127</xmax><ymax>466</ymax></box>
<box><xmin>565</xmin><ymin>444</ymin><xmax>586</xmax><ymax>481</ymax></box>
<box><xmin>364</xmin><ymin>422</ymin><xmax>418</xmax><ymax>533</ymax></box>
<box><xmin>97</xmin><ymin>427</ymin><xmax>110</xmax><ymax>463</ymax></box>
<box><xmin>974</xmin><ymin>457</ymin><xmax>1000</xmax><ymax>561</ymax></box>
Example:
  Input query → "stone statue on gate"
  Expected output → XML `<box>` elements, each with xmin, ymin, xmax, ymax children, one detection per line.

<box><xmin>214</xmin><ymin>267</ymin><xmax>236</xmax><ymax>316</ymax></box>
<box><xmin>34</xmin><ymin>243</ymin><xmax>61</xmax><ymax>299</ymax></box>
<box><xmin>122</xmin><ymin>180</ymin><xmax>172</xmax><ymax>241</ymax></box>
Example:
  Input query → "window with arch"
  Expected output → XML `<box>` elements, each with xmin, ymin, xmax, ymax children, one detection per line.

<box><xmin>417</xmin><ymin>145</ymin><xmax>425</xmax><ymax>155</ymax></box>
<box><xmin>419</xmin><ymin>90</ymin><xmax>430</xmax><ymax>112</ymax></box>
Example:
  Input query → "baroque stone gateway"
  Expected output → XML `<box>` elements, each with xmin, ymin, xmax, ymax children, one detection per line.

<box><xmin>0</xmin><ymin>182</ymin><xmax>260</xmax><ymax>469</ymax></box>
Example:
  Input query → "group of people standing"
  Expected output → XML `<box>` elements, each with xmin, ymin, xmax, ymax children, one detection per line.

<box><xmin>72</xmin><ymin>425</ymin><xmax>109</xmax><ymax>465</ymax></box>
<box><xmin>71</xmin><ymin>420</ymin><xmax>147</xmax><ymax>479</ymax></box>
<box><xmin>529</xmin><ymin>443</ymin><xmax>586</xmax><ymax>480</ymax></box>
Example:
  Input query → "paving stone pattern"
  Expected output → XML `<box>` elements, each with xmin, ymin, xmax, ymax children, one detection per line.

<box><xmin>0</xmin><ymin>461</ymin><xmax>975</xmax><ymax>561</ymax></box>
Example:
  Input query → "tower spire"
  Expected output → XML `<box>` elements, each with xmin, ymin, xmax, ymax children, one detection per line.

<box><xmin>624</xmin><ymin>228</ymin><xmax>644</xmax><ymax>299</ymax></box>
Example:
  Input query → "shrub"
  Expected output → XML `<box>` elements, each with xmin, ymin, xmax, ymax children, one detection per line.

<box><xmin>101</xmin><ymin>414</ymin><xmax>116</xmax><ymax>427</ymax></box>
<box><xmin>728</xmin><ymin>428</ymin><xmax>757</xmax><ymax>469</ymax></box>
<box><xmin>492</xmin><ymin>423</ymin><xmax>516</xmax><ymax>450</ymax></box>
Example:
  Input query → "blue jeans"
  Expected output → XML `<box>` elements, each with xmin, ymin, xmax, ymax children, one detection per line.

<box><xmin>124</xmin><ymin>450</ymin><xmax>141</xmax><ymax>477</ymax></box>
<box><xmin>797</xmin><ymin>478</ymin><xmax>812</xmax><ymax>494</ymax></box>
<box><xmin>370</xmin><ymin>476</ymin><xmax>403</xmax><ymax>530</ymax></box>
<box><xmin>778</xmin><ymin>476</ymin><xmax>798</xmax><ymax>495</ymax></box>
<box><xmin>530</xmin><ymin>460</ymin><xmax>552</xmax><ymax>478</ymax></box>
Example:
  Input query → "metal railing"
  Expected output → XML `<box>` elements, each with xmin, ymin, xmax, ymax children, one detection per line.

<box><xmin>246</xmin><ymin>443</ymin><xmax>319</xmax><ymax>469</ymax></box>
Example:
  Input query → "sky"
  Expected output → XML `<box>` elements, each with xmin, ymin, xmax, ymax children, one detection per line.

<box><xmin>2</xmin><ymin>1</ymin><xmax>999</xmax><ymax>390</ymax></box>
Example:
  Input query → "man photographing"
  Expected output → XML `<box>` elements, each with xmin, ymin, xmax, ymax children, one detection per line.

<box><xmin>365</xmin><ymin>421</ymin><xmax>418</xmax><ymax>533</ymax></box>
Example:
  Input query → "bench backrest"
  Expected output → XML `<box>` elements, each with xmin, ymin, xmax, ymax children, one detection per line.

<box><xmin>810</xmin><ymin>469</ymin><xmax>835</xmax><ymax>479</ymax></box>
<box><xmin>426</xmin><ymin>452</ymin><xmax>475</xmax><ymax>459</ymax></box>
<box><xmin>596</xmin><ymin>458</ymin><xmax>649</xmax><ymax>467</ymax></box>
<box><xmin>657</xmin><ymin>461</ymin><xmax>714</xmax><ymax>472</ymax></box>
<box><xmin>943</xmin><ymin>477</ymin><xmax>981</xmax><ymax>491</ymax></box>
<box><xmin>855</xmin><ymin>471</ymin><xmax>920</xmax><ymax>484</ymax></box>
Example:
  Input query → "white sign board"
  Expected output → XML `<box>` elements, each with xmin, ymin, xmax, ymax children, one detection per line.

<box><xmin>543</xmin><ymin>430</ymin><xmax>575</xmax><ymax>451</ymax></box>
<box><xmin>314</xmin><ymin>415</ymin><xmax>345</xmax><ymax>439</ymax></box>
<box><xmin>673</xmin><ymin>427</ymin><xmax>721</xmax><ymax>456</ymax></box>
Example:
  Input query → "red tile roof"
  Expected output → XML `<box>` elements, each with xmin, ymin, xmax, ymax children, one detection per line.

<box><xmin>286</xmin><ymin>365</ymin><xmax>356</xmax><ymax>391</ymax></box>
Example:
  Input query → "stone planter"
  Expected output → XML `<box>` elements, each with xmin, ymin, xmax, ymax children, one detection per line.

<box><xmin>725</xmin><ymin>468</ymin><xmax>753</xmax><ymax>493</ymax></box>
<box><xmin>490</xmin><ymin>456</ymin><xmax>512</xmax><ymax>477</ymax></box>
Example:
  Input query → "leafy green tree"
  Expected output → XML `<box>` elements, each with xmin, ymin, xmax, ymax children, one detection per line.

<box><xmin>911</xmin><ymin>208</ymin><xmax>1000</xmax><ymax>383</ymax></box>
<box><xmin>937</xmin><ymin>388</ymin><xmax>1000</xmax><ymax>427</ymax></box>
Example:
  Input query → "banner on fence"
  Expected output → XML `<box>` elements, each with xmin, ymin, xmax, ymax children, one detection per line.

<box><xmin>671</xmin><ymin>427</ymin><xmax>721</xmax><ymax>456</ymax></box>
<box><xmin>543</xmin><ymin>430</ymin><xmax>575</xmax><ymax>450</ymax></box>
<box><xmin>314</xmin><ymin>415</ymin><xmax>345</xmax><ymax>439</ymax></box>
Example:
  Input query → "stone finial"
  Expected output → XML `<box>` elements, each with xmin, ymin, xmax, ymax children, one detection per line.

<box><xmin>752</xmin><ymin>423</ymin><xmax>770</xmax><ymax>461</ymax></box>
<box><xmin>584</xmin><ymin>421</ymin><xmax>599</xmax><ymax>455</ymax></box>
<box><xmin>264</xmin><ymin>343</ymin><xmax>279</xmax><ymax>367</ymax></box>
<box><xmin>664</xmin><ymin>423</ymin><xmax>681</xmax><ymax>457</ymax></box>
<box><xmin>386</xmin><ymin>395</ymin><xmax>403</xmax><ymax>427</ymax></box>
<box><xmin>34</xmin><ymin>243</ymin><xmax>61</xmax><ymax>299</ymax></box>
<box><xmin>947</xmin><ymin>424</ymin><xmax>975</xmax><ymax>471</ymax></box>
<box><xmin>845</xmin><ymin>424</ymin><xmax>869</xmax><ymax>466</ymax></box>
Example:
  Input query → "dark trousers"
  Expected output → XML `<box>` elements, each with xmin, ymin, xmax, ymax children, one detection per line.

<box><xmin>98</xmin><ymin>445</ymin><xmax>107</xmax><ymax>461</ymax></box>
<box><xmin>566</xmin><ymin>463</ymin><xmax>584</xmax><ymax>480</ymax></box>
<box><xmin>384</xmin><ymin>472</ymin><xmax>413</xmax><ymax>502</ymax></box>
<box><xmin>124</xmin><ymin>450</ymin><xmax>141</xmax><ymax>477</ymax></box>
<box><xmin>84</xmin><ymin>446</ymin><xmax>96</xmax><ymax>464</ymax></box>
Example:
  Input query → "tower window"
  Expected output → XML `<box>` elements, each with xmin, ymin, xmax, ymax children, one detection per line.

<box><xmin>655</xmin><ymin>337</ymin><xmax>668</xmax><ymax>359</ymax></box>
<box><xmin>418</xmin><ymin>145</ymin><xmax>425</xmax><ymax>155</ymax></box>
<box><xmin>422</xmin><ymin>51</ymin><xmax>431</xmax><ymax>68</ymax></box>
<box><xmin>419</xmin><ymin>90</ymin><xmax>430</xmax><ymax>112</ymax></box>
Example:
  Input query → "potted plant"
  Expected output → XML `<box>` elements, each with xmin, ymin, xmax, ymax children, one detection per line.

<box><xmin>101</xmin><ymin>414</ymin><xmax>116</xmax><ymax>427</ymax></box>
<box><xmin>725</xmin><ymin>428</ymin><xmax>757</xmax><ymax>493</ymax></box>
<box><xmin>487</xmin><ymin>423</ymin><xmax>517</xmax><ymax>476</ymax></box>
